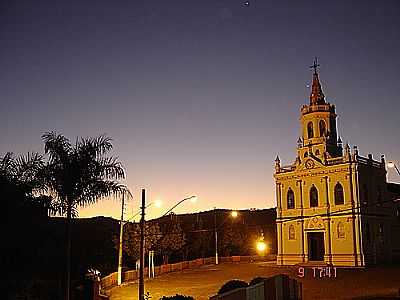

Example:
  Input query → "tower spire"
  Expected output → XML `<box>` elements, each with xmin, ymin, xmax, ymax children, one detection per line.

<box><xmin>309</xmin><ymin>57</ymin><xmax>325</xmax><ymax>105</ymax></box>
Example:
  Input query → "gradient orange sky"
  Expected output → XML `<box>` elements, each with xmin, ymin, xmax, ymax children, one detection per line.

<box><xmin>1</xmin><ymin>1</ymin><xmax>400</xmax><ymax>220</ymax></box>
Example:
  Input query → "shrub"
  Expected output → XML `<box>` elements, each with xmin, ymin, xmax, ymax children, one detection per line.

<box><xmin>160</xmin><ymin>295</ymin><xmax>194</xmax><ymax>300</ymax></box>
<box><xmin>218</xmin><ymin>279</ymin><xmax>248</xmax><ymax>294</ymax></box>
<box><xmin>249</xmin><ymin>276</ymin><xmax>266</xmax><ymax>286</ymax></box>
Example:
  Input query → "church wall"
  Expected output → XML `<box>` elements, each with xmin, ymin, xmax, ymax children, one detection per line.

<box><xmin>387</xmin><ymin>184</ymin><xmax>400</xmax><ymax>262</ymax></box>
<box><xmin>329</xmin><ymin>215</ymin><xmax>361</xmax><ymax>266</ymax></box>
<box><xmin>276</xmin><ymin>162</ymin><xmax>368</xmax><ymax>266</ymax></box>
<box><xmin>281</xmin><ymin>220</ymin><xmax>303</xmax><ymax>264</ymax></box>
<box><xmin>357</xmin><ymin>163</ymin><xmax>393</xmax><ymax>265</ymax></box>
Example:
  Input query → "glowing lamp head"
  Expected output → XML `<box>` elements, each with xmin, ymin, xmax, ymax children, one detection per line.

<box><xmin>154</xmin><ymin>199</ymin><xmax>162</xmax><ymax>208</ymax></box>
<box><xmin>256</xmin><ymin>241</ymin><xmax>267</xmax><ymax>253</ymax></box>
<box><xmin>190</xmin><ymin>196</ymin><xmax>197</xmax><ymax>203</ymax></box>
<box><xmin>231</xmin><ymin>211</ymin><xmax>238</xmax><ymax>218</ymax></box>
<box><xmin>387</xmin><ymin>161</ymin><xmax>395</xmax><ymax>169</ymax></box>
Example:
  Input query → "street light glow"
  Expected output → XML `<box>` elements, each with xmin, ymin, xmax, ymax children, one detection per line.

<box><xmin>190</xmin><ymin>195</ymin><xmax>197</xmax><ymax>203</ymax></box>
<box><xmin>231</xmin><ymin>210</ymin><xmax>238</xmax><ymax>218</ymax></box>
<box><xmin>154</xmin><ymin>199</ymin><xmax>162</xmax><ymax>208</ymax></box>
<box><xmin>256</xmin><ymin>241</ymin><xmax>267</xmax><ymax>252</ymax></box>
<box><xmin>388</xmin><ymin>161</ymin><xmax>395</xmax><ymax>169</ymax></box>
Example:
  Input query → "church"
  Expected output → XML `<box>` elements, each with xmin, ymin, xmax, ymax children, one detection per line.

<box><xmin>274</xmin><ymin>60</ymin><xmax>400</xmax><ymax>267</ymax></box>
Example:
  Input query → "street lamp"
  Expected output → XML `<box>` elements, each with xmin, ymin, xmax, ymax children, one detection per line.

<box><xmin>214</xmin><ymin>209</ymin><xmax>238</xmax><ymax>265</ymax></box>
<box><xmin>160</xmin><ymin>195</ymin><xmax>197</xmax><ymax>217</ymax></box>
<box><xmin>256</xmin><ymin>232</ymin><xmax>267</xmax><ymax>255</ymax></box>
<box><xmin>138</xmin><ymin>193</ymin><xmax>197</xmax><ymax>300</ymax></box>
<box><xmin>117</xmin><ymin>197</ymin><xmax>162</xmax><ymax>286</ymax></box>
<box><xmin>388</xmin><ymin>161</ymin><xmax>400</xmax><ymax>176</ymax></box>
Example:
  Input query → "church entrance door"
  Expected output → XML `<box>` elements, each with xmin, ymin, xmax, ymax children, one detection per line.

<box><xmin>308</xmin><ymin>232</ymin><xmax>325</xmax><ymax>261</ymax></box>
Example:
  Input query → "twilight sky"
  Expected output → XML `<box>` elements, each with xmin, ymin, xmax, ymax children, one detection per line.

<box><xmin>1</xmin><ymin>0</ymin><xmax>399</xmax><ymax>220</ymax></box>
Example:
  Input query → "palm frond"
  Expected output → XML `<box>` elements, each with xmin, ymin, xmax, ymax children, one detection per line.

<box><xmin>78</xmin><ymin>134</ymin><xmax>113</xmax><ymax>159</ymax></box>
<box><xmin>98</xmin><ymin>156</ymin><xmax>125</xmax><ymax>180</ymax></box>
<box><xmin>15</xmin><ymin>152</ymin><xmax>44</xmax><ymax>182</ymax></box>
<box><xmin>42</xmin><ymin>131</ymin><xmax>72</xmax><ymax>163</ymax></box>
<box><xmin>0</xmin><ymin>152</ymin><xmax>16</xmax><ymax>178</ymax></box>
<box><xmin>77</xmin><ymin>181</ymin><xmax>129</xmax><ymax>207</ymax></box>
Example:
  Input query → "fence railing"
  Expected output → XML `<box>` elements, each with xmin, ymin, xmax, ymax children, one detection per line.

<box><xmin>101</xmin><ymin>254</ymin><xmax>276</xmax><ymax>291</ymax></box>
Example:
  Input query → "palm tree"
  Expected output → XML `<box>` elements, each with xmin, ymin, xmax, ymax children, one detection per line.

<box><xmin>41</xmin><ymin>131</ymin><xmax>130</xmax><ymax>300</ymax></box>
<box><xmin>1</xmin><ymin>151</ymin><xmax>51</xmax><ymax>214</ymax></box>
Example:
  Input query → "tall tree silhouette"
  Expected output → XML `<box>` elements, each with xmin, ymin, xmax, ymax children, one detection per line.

<box><xmin>116</xmin><ymin>222</ymin><xmax>162</xmax><ymax>265</ymax></box>
<box><xmin>159</xmin><ymin>216</ymin><xmax>186</xmax><ymax>264</ymax></box>
<box><xmin>1</xmin><ymin>151</ymin><xmax>52</xmax><ymax>219</ymax></box>
<box><xmin>41</xmin><ymin>131</ymin><xmax>129</xmax><ymax>300</ymax></box>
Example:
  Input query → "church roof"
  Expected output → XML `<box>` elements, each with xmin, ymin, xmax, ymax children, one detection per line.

<box><xmin>309</xmin><ymin>57</ymin><xmax>326</xmax><ymax>105</ymax></box>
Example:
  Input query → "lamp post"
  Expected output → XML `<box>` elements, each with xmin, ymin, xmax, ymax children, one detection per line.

<box><xmin>214</xmin><ymin>208</ymin><xmax>218</xmax><ymax>265</ymax></box>
<box><xmin>117</xmin><ymin>192</ymin><xmax>125</xmax><ymax>286</ymax></box>
<box><xmin>139</xmin><ymin>189</ymin><xmax>145</xmax><ymax>300</ymax></box>
<box><xmin>117</xmin><ymin>198</ymin><xmax>162</xmax><ymax>286</ymax></box>
<box><xmin>214</xmin><ymin>209</ymin><xmax>238</xmax><ymax>265</ymax></box>
<box><xmin>388</xmin><ymin>161</ymin><xmax>400</xmax><ymax>176</ymax></box>
<box><xmin>138</xmin><ymin>193</ymin><xmax>196</xmax><ymax>300</ymax></box>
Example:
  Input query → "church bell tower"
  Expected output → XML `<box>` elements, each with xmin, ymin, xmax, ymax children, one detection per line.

<box><xmin>297</xmin><ymin>58</ymin><xmax>342</xmax><ymax>163</ymax></box>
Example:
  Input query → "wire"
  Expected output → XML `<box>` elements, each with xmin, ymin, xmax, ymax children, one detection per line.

<box><xmin>277</xmin><ymin>197</ymin><xmax>399</xmax><ymax>225</ymax></box>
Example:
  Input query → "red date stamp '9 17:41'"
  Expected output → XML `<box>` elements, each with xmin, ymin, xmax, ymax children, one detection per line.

<box><xmin>298</xmin><ymin>266</ymin><xmax>337</xmax><ymax>278</ymax></box>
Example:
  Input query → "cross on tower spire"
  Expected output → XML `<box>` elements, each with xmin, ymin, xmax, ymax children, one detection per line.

<box><xmin>310</xmin><ymin>57</ymin><xmax>320</xmax><ymax>75</ymax></box>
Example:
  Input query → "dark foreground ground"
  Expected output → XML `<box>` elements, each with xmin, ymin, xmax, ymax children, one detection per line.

<box><xmin>107</xmin><ymin>261</ymin><xmax>400</xmax><ymax>300</ymax></box>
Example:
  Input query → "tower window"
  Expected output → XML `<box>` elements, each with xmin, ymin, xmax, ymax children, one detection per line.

<box><xmin>307</xmin><ymin>122</ymin><xmax>314</xmax><ymax>138</ymax></box>
<box><xmin>287</xmin><ymin>188</ymin><xmax>295</xmax><ymax>209</ymax></box>
<box><xmin>288</xmin><ymin>225</ymin><xmax>295</xmax><ymax>240</ymax></box>
<box><xmin>337</xmin><ymin>222</ymin><xmax>345</xmax><ymax>239</ymax></box>
<box><xmin>334</xmin><ymin>183</ymin><xmax>344</xmax><ymax>205</ymax></box>
<box><xmin>304</xmin><ymin>152</ymin><xmax>308</xmax><ymax>158</ymax></box>
<box><xmin>310</xmin><ymin>185</ymin><xmax>318</xmax><ymax>207</ymax></box>
<box><xmin>319</xmin><ymin>120</ymin><xmax>326</xmax><ymax>137</ymax></box>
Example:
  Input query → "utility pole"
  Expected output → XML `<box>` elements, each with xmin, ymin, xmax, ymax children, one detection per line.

<box><xmin>117</xmin><ymin>192</ymin><xmax>125</xmax><ymax>285</ymax></box>
<box><xmin>139</xmin><ymin>189</ymin><xmax>145</xmax><ymax>300</ymax></box>
<box><xmin>214</xmin><ymin>207</ymin><xmax>218</xmax><ymax>265</ymax></box>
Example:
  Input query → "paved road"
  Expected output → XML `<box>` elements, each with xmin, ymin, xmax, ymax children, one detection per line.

<box><xmin>107</xmin><ymin>262</ymin><xmax>400</xmax><ymax>300</ymax></box>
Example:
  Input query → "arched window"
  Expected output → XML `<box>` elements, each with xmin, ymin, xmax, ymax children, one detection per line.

<box><xmin>315</xmin><ymin>149</ymin><xmax>320</xmax><ymax>155</ymax></box>
<box><xmin>307</xmin><ymin>122</ymin><xmax>314</xmax><ymax>138</ymax></box>
<box><xmin>304</xmin><ymin>152</ymin><xmax>308</xmax><ymax>158</ymax></box>
<box><xmin>310</xmin><ymin>185</ymin><xmax>318</xmax><ymax>207</ymax></box>
<box><xmin>289</xmin><ymin>225</ymin><xmax>295</xmax><ymax>240</ymax></box>
<box><xmin>319</xmin><ymin>120</ymin><xmax>326</xmax><ymax>137</ymax></box>
<box><xmin>334</xmin><ymin>183</ymin><xmax>344</xmax><ymax>205</ymax></box>
<box><xmin>287</xmin><ymin>188</ymin><xmax>295</xmax><ymax>209</ymax></box>
<box><xmin>337</xmin><ymin>222</ymin><xmax>345</xmax><ymax>239</ymax></box>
